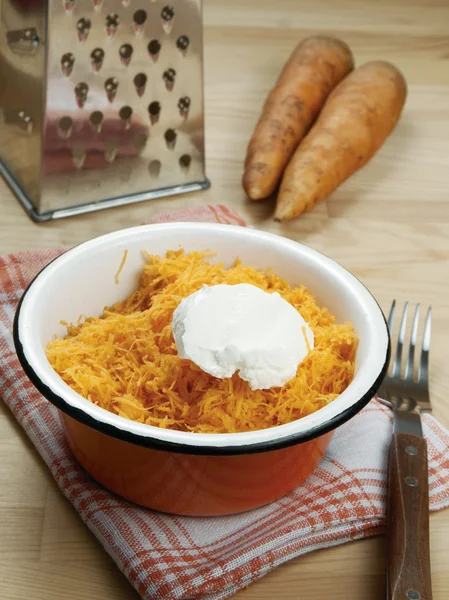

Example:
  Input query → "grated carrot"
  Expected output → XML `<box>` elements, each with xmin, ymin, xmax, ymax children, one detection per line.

<box><xmin>302</xmin><ymin>326</ymin><xmax>311</xmax><ymax>353</ymax></box>
<box><xmin>114</xmin><ymin>249</ymin><xmax>128</xmax><ymax>284</ymax></box>
<box><xmin>46</xmin><ymin>250</ymin><xmax>358</xmax><ymax>434</ymax></box>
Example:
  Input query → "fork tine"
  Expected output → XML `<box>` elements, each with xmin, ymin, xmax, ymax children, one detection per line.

<box><xmin>404</xmin><ymin>304</ymin><xmax>420</xmax><ymax>381</ymax></box>
<box><xmin>418</xmin><ymin>306</ymin><xmax>432</xmax><ymax>384</ymax></box>
<box><xmin>387</xmin><ymin>299</ymin><xmax>396</xmax><ymax>332</ymax></box>
<box><xmin>392</xmin><ymin>301</ymin><xmax>408</xmax><ymax>379</ymax></box>
<box><xmin>381</xmin><ymin>300</ymin><xmax>432</xmax><ymax>413</ymax></box>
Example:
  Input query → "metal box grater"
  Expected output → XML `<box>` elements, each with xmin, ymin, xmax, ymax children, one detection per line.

<box><xmin>0</xmin><ymin>0</ymin><xmax>209</xmax><ymax>221</ymax></box>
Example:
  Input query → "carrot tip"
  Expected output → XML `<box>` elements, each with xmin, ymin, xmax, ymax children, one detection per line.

<box><xmin>248</xmin><ymin>187</ymin><xmax>263</xmax><ymax>200</ymax></box>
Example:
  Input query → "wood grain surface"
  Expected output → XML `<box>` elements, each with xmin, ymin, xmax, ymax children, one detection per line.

<box><xmin>1</xmin><ymin>0</ymin><xmax>449</xmax><ymax>598</ymax></box>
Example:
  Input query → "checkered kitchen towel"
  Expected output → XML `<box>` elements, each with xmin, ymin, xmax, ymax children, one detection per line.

<box><xmin>1</xmin><ymin>205</ymin><xmax>449</xmax><ymax>600</ymax></box>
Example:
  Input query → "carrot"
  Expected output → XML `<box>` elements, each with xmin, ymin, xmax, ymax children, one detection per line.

<box><xmin>242</xmin><ymin>36</ymin><xmax>354</xmax><ymax>201</ymax></box>
<box><xmin>274</xmin><ymin>61</ymin><xmax>407</xmax><ymax>222</ymax></box>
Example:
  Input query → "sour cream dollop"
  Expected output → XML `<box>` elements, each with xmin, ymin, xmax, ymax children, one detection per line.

<box><xmin>172</xmin><ymin>283</ymin><xmax>314</xmax><ymax>390</ymax></box>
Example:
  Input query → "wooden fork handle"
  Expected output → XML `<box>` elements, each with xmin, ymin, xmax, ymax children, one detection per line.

<box><xmin>387</xmin><ymin>432</ymin><xmax>432</xmax><ymax>600</ymax></box>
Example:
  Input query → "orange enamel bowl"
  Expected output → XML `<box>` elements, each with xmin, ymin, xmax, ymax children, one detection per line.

<box><xmin>14</xmin><ymin>223</ymin><xmax>389</xmax><ymax>516</ymax></box>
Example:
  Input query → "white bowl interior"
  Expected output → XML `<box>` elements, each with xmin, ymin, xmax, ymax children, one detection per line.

<box><xmin>18</xmin><ymin>223</ymin><xmax>388</xmax><ymax>448</ymax></box>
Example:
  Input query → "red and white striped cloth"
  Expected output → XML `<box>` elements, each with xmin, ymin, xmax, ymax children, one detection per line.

<box><xmin>1</xmin><ymin>205</ymin><xmax>449</xmax><ymax>600</ymax></box>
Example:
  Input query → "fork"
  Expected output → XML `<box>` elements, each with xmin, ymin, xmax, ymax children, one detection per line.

<box><xmin>378</xmin><ymin>301</ymin><xmax>432</xmax><ymax>600</ymax></box>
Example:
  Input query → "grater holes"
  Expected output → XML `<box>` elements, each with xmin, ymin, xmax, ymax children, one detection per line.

<box><xmin>89</xmin><ymin>111</ymin><xmax>103</xmax><ymax>133</ymax></box>
<box><xmin>119</xmin><ymin>44</ymin><xmax>133</xmax><ymax>67</ymax></box>
<box><xmin>104</xmin><ymin>140</ymin><xmax>118</xmax><ymax>164</ymax></box>
<box><xmin>17</xmin><ymin>111</ymin><xmax>33</xmax><ymax>134</ymax></box>
<box><xmin>119</xmin><ymin>106</ymin><xmax>133</xmax><ymax>129</ymax></box>
<box><xmin>133</xmin><ymin>10</ymin><xmax>147</xmax><ymax>35</ymax></box>
<box><xmin>76</xmin><ymin>18</ymin><xmax>91</xmax><ymax>43</ymax></box>
<box><xmin>74</xmin><ymin>82</ymin><xmax>89</xmax><ymax>108</ymax></box>
<box><xmin>161</xmin><ymin>6</ymin><xmax>175</xmax><ymax>34</ymax></box>
<box><xmin>58</xmin><ymin>116</ymin><xmax>73</xmax><ymax>139</ymax></box>
<box><xmin>25</xmin><ymin>30</ymin><xmax>38</xmax><ymax>43</ymax></box>
<box><xmin>178</xmin><ymin>96</ymin><xmax>190</xmax><ymax>119</ymax></box>
<box><xmin>61</xmin><ymin>53</ymin><xmax>75</xmax><ymax>77</ymax></box>
<box><xmin>72</xmin><ymin>144</ymin><xmax>86</xmax><ymax>169</ymax></box>
<box><xmin>148</xmin><ymin>160</ymin><xmax>161</xmax><ymax>177</ymax></box>
<box><xmin>134</xmin><ymin>9</ymin><xmax>147</xmax><ymax>23</ymax></box>
<box><xmin>148</xmin><ymin>101</ymin><xmax>161</xmax><ymax>125</ymax></box>
<box><xmin>133</xmin><ymin>73</ymin><xmax>147</xmax><ymax>97</ymax></box>
<box><xmin>162</xmin><ymin>68</ymin><xmax>176</xmax><ymax>92</ymax></box>
<box><xmin>176</xmin><ymin>35</ymin><xmax>190</xmax><ymax>56</ymax></box>
<box><xmin>164</xmin><ymin>128</ymin><xmax>176</xmax><ymax>149</ymax></box>
<box><xmin>105</xmin><ymin>77</ymin><xmax>118</xmax><ymax>102</ymax></box>
<box><xmin>148</xmin><ymin>39</ymin><xmax>161</xmax><ymax>62</ymax></box>
<box><xmin>90</xmin><ymin>48</ymin><xmax>104</xmax><ymax>73</ymax></box>
<box><xmin>133</xmin><ymin>133</ymin><xmax>148</xmax><ymax>153</ymax></box>
<box><xmin>106</xmin><ymin>13</ymin><xmax>120</xmax><ymax>38</ymax></box>
<box><xmin>179</xmin><ymin>154</ymin><xmax>191</xmax><ymax>170</ymax></box>
<box><xmin>63</xmin><ymin>0</ymin><xmax>75</xmax><ymax>15</ymax></box>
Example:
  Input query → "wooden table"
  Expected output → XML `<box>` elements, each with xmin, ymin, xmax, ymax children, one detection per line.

<box><xmin>1</xmin><ymin>0</ymin><xmax>449</xmax><ymax>598</ymax></box>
